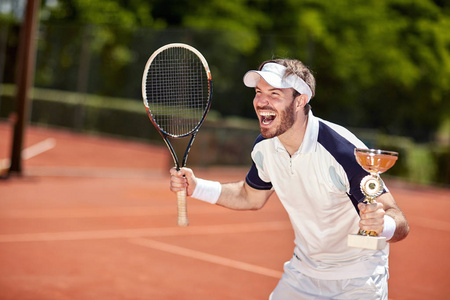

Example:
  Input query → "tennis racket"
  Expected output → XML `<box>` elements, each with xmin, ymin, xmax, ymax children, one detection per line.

<box><xmin>142</xmin><ymin>43</ymin><xmax>213</xmax><ymax>226</ymax></box>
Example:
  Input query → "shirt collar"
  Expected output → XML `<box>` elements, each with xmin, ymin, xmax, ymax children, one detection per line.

<box><xmin>273</xmin><ymin>110</ymin><xmax>319</xmax><ymax>155</ymax></box>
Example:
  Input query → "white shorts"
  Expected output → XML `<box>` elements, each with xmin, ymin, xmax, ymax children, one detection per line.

<box><xmin>269</xmin><ymin>258</ymin><xmax>388</xmax><ymax>300</ymax></box>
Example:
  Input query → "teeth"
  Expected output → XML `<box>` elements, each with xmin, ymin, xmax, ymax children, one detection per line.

<box><xmin>259</xmin><ymin>111</ymin><xmax>276</xmax><ymax>125</ymax></box>
<box><xmin>259</xmin><ymin>111</ymin><xmax>276</xmax><ymax>116</ymax></box>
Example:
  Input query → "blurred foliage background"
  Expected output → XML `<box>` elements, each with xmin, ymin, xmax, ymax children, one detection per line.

<box><xmin>0</xmin><ymin>0</ymin><xmax>449</xmax><ymax>185</ymax></box>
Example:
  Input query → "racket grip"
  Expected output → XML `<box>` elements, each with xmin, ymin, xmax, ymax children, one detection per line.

<box><xmin>177</xmin><ymin>189</ymin><xmax>189</xmax><ymax>227</ymax></box>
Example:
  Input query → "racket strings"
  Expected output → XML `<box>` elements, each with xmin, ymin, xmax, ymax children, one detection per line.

<box><xmin>145</xmin><ymin>47</ymin><xmax>210</xmax><ymax>137</ymax></box>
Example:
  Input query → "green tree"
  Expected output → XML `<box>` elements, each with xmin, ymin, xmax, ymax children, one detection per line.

<box><xmin>32</xmin><ymin>0</ymin><xmax>450</xmax><ymax>142</ymax></box>
<box><xmin>175</xmin><ymin>0</ymin><xmax>271</xmax><ymax>116</ymax></box>
<box><xmin>254</xmin><ymin>0</ymin><xmax>450</xmax><ymax>141</ymax></box>
<box><xmin>37</xmin><ymin>0</ymin><xmax>165</xmax><ymax>94</ymax></box>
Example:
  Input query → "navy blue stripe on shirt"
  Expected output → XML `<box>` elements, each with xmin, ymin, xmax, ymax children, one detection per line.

<box><xmin>317</xmin><ymin>121</ymin><xmax>368</xmax><ymax>211</ymax></box>
<box><xmin>245</xmin><ymin>134</ymin><xmax>273</xmax><ymax>190</ymax></box>
<box><xmin>246</xmin><ymin>162</ymin><xmax>273</xmax><ymax>190</ymax></box>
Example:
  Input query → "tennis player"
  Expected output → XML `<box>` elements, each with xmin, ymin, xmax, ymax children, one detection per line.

<box><xmin>169</xmin><ymin>58</ymin><xmax>409</xmax><ymax>299</ymax></box>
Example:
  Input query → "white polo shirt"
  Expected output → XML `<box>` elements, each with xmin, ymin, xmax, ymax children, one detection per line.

<box><xmin>245</xmin><ymin>111</ymin><xmax>389</xmax><ymax>280</ymax></box>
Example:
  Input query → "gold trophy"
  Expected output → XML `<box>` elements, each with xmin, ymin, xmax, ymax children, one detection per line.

<box><xmin>347</xmin><ymin>148</ymin><xmax>398</xmax><ymax>250</ymax></box>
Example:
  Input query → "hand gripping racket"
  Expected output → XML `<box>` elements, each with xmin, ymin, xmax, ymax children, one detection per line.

<box><xmin>142</xmin><ymin>43</ymin><xmax>213</xmax><ymax>226</ymax></box>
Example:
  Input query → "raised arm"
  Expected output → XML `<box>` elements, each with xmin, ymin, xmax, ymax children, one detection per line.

<box><xmin>170</xmin><ymin>167</ymin><xmax>273</xmax><ymax>210</ymax></box>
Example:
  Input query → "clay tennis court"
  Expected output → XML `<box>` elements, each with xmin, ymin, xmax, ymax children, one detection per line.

<box><xmin>0</xmin><ymin>122</ymin><xmax>449</xmax><ymax>299</ymax></box>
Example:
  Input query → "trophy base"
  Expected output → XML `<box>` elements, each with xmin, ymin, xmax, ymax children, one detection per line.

<box><xmin>347</xmin><ymin>234</ymin><xmax>387</xmax><ymax>250</ymax></box>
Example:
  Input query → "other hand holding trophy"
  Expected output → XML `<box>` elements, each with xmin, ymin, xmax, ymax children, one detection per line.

<box><xmin>347</xmin><ymin>148</ymin><xmax>398</xmax><ymax>250</ymax></box>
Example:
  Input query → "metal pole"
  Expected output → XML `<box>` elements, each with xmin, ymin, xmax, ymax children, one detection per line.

<box><xmin>8</xmin><ymin>0</ymin><xmax>40</xmax><ymax>176</ymax></box>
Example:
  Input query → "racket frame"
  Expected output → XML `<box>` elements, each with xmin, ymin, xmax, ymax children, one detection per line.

<box><xmin>142</xmin><ymin>43</ymin><xmax>213</xmax><ymax>226</ymax></box>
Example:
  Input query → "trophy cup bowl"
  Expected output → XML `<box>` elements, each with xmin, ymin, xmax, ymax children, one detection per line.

<box><xmin>354</xmin><ymin>149</ymin><xmax>398</xmax><ymax>176</ymax></box>
<box><xmin>348</xmin><ymin>148</ymin><xmax>398</xmax><ymax>250</ymax></box>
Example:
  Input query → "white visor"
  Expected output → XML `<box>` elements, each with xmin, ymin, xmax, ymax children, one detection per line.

<box><xmin>243</xmin><ymin>62</ymin><xmax>313</xmax><ymax>102</ymax></box>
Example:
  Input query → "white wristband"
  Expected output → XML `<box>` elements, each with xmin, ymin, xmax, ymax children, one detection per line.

<box><xmin>381</xmin><ymin>215</ymin><xmax>396</xmax><ymax>241</ymax></box>
<box><xmin>191</xmin><ymin>178</ymin><xmax>221</xmax><ymax>204</ymax></box>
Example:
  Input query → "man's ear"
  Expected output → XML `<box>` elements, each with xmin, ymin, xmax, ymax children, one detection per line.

<box><xmin>295</xmin><ymin>94</ymin><xmax>308</xmax><ymax>110</ymax></box>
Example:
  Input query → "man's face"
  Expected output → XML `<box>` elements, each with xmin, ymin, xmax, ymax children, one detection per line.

<box><xmin>253</xmin><ymin>79</ymin><xmax>297</xmax><ymax>139</ymax></box>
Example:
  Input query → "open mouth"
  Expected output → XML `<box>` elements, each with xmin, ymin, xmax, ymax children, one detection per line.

<box><xmin>259</xmin><ymin>111</ymin><xmax>276</xmax><ymax>126</ymax></box>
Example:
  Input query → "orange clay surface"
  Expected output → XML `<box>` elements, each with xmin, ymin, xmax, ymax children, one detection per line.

<box><xmin>0</xmin><ymin>122</ymin><xmax>449</xmax><ymax>300</ymax></box>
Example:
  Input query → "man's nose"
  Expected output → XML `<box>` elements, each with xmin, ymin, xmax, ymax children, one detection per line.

<box><xmin>254</xmin><ymin>94</ymin><xmax>269</xmax><ymax>106</ymax></box>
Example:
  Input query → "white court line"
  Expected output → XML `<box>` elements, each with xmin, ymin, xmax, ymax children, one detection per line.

<box><xmin>129</xmin><ymin>237</ymin><xmax>283</xmax><ymax>279</ymax></box>
<box><xmin>0</xmin><ymin>138</ymin><xmax>56</xmax><ymax>169</ymax></box>
<box><xmin>0</xmin><ymin>221</ymin><xmax>291</xmax><ymax>243</ymax></box>
<box><xmin>24</xmin><ymin>166</ymin><xmax>165</xmax><ymax>178</ymax></box>
<box><xmin>0</xmin><ymin>205</ymin><xmax>232</xmax><ymax>219</ymax></box>
<box><xmin>22</xmin><ymin>138</ymin><xmax>56</xmax><ymax>160</ymax></box>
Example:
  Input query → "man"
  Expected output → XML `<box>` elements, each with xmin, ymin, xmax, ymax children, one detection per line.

<box><xmin>170</xmin><ymin>58</ymin><xmax>409</xmax><ymax>299</ymax></box>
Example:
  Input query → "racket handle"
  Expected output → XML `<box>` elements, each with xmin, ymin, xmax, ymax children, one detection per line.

<box><xmin>177</xmin><ymin>189</ymin><xmax>189</xmax><ymax>227</ymax></box>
